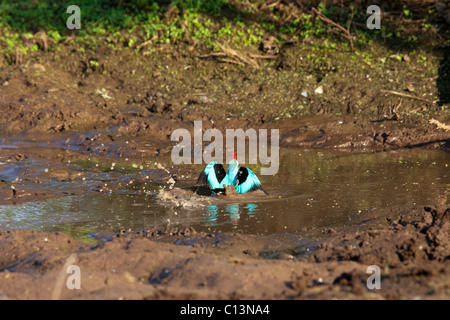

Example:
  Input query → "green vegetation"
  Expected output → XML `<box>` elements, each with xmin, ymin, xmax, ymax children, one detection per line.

<box><xmin>0</xmin><ymin>0</ymin><xmax>266</xmax><ymax>55</ymax></box>
<box><xmin>1</xmin><ymin>1</ymin><xmax>447</xmax><ymax>60</ymax></box>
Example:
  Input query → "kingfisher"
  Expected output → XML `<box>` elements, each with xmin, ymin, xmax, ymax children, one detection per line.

<box><xmin>196</xmin><ymin>152</ymin><xmax>268</xmax><ymax>195</ymax></box>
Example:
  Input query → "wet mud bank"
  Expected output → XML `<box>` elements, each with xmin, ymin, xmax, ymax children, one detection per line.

<box><xmin>0</xmin><ymin>116</ymin><xmax>448</xmax><ymax>300</ymax></box>
<box><xmin>0</xmin><ymin>205</ymin><xmax>448</xmax><ymax>300</ymax></box>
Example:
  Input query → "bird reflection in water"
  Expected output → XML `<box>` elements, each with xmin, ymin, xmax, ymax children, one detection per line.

<box><xmin>244</xmin><ymin>203</ymin><xmax>258</xmax><ymax>218</ymax></box>
<box><xmin>226</xmin><ymin>204</ymin><xmax>240</xmax><ymax>224</ymax></box>
<box><xmin>205</xmin><ymin>205</ymin><xmax>219</xmax><ymax>226</ymax></box>
<box><xmin>204</xmin><ymin>203</ymin><xmax>259</xmax><ymax>226</ymax></box>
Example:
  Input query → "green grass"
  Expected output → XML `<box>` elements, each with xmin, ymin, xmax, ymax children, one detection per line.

<box><xmin>0</xmin><ymin>0</ymin><xmax>270</xmax><ymax>59</ymax></box>
<box><xmin>0</xmin><ymin>0</ymin><xmax>448</xmax><ymax>66</ymax></box>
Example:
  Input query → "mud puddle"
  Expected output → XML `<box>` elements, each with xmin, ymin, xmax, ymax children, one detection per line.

<box><xmin>0</xmin><ymin>144</ymin><xmax>448</xmax><ymax>240</ymax></box>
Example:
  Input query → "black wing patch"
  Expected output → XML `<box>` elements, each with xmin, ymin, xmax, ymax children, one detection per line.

<box><xmin>251</xmin><ymin>184</ymin><xmax>269</xmax><ymax>195</ymax></box>
<box><xmin>236</xmin><ymin>167</ymin><xmax>249</xmax><ymax>186</ymax></box>
<box><xmin>213</xmin><ymin>163</ymin><xmax>226</xmax><ymax>185</ymax></box>
<box><xmin>196</xmin><ymin>170</ymin><xmax>209</xmax><ymax>185</ymax></box>
<box><xmin>196</xmin><ymin>163</ymin><xmax>226</xmax><ymax>186</ymax></box>
<box><xmin>247</xmin><ymin>181</ymin><xmax>268</xmax><ymax>195</ymax></box>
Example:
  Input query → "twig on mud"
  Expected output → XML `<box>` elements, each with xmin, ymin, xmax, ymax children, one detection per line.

<box><xmin>380</xmin><ymin>90</ymin><xmax>435</xmax><ymax>103</ymax></box>
<box><xmin>199</xmin><ymin>42</ymin><xmax>259</xmax><ymax>68</ymax></box>
<box><xmin>429</xmin><ymin>119</ymin><xmax>450</xmax><ymax>131</ymax></box>
<box><xmin>215</xmin><ymin>42</ymin><xmax>259</xmax><ymax>68</ymax></box>
<box><xmin>312</xmin><ymin>7</ymin><xmax>354</xmax><ymax>51</ymax></box>
<box><xmin>35</xmin><ymin>31</ymin><xmax>49</xmax><ymax>52</ymax></box>
<box><xmin>137</xmin><ymin>35</ymin><xmax>158</xmax><ymax>50</ymax></box>
<box><xmin>260</xmin><ymin>0</ymin><xmax>281</xmax><ymax>11</ymax></box>
<box><xmin>63</xmin><ymin>36</ymin><xmax>77</xmax><ymax>44</ymax></box>
<box><xmin>347</xmin><ymin>6</ymin><xmax>355</xmax><ymax>35</ymax></box>
<box><xmin>249</xmin><ymin>53</ymin><xmax>278</xmax><ymax>60</ymax></box>
<box><xmin>198</xmin><ymin>52</ymin><xmax>227</xmax><ymax>59</ymax></box>
<box><xmin>15</xmin><ymin>48</ymin><xmax>22</xmax><ymax>65</ymax></box>
<box><xmin>393</xmin><ymin>99</ymin><xmax>402</xmax><ymax>114</ymax></box>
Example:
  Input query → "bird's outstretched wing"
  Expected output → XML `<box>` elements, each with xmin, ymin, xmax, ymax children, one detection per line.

<box><xmin>197</xmin><ymin>162</ymin><xmax>227</xmax><ymax>191</ymax></box>
<box><xmin>235</xmin><ymin>167</ymin><xmax>268</xmax><ymax>195</ymax></box>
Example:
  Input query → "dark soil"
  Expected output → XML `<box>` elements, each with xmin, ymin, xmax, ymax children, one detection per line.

<box><xmin>0</xmin><ymin>0</ymin><xmax>449</xmax><ymax>300</ymax></box>
<box><xmin>0</xmin><ymin>205</ymin><xmax>448</xmax><ymax>300</ymax></box>
<box><xmin>0</xmin><ymin>38</ymin><xmax>449</xmax><ymax>151</ymax></box>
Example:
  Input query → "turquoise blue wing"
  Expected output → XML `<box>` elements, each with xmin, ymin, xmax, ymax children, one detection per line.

<box><xmin>235</xmin><ymin>167</ymin><xmax>268</xmax><ymax>194</ymax></box>
<box><xmin>197</xmin><ymin>162</ymin><xmax>226</xmax><ymax>190</ymax></box>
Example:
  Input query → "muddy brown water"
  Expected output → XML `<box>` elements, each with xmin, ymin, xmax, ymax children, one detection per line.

<box><xmin>0</xmin><ymin>146</ymin><xmax>448</xmax><ymax>241</ymax></box>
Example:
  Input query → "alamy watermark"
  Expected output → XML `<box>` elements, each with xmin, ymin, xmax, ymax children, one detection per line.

<box><xmin>66</xmin><ymin>264</ymin><xmax>81</xmax><ymax>290</ymax></box>
<box><xmin>366</xmin><ymin>265</ymin><xmax>381</xmax><ymax>290</ymax></box>
<box><xmin>51</xmin><ymin>254</ymin><xmax>81</xmax><ymax>299</ymax></box>
<box><xmin>366</xmin><ymin>5</ymin><xmax>381</xmax><ymax>30</ymax></box>
<box><xmin>171</xmin><ymin>121</ymin><xmax>279</xmax><ymax>175</ymax></box>
<box><xmin>64</xmin><ymin>4</ymin><xmax>382</xmax><ymax>31</ymax></box>
<box><xmin>66</xmin><ymin>5</ymin><xmax>81</xmax><ymax>30</ymax></box>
